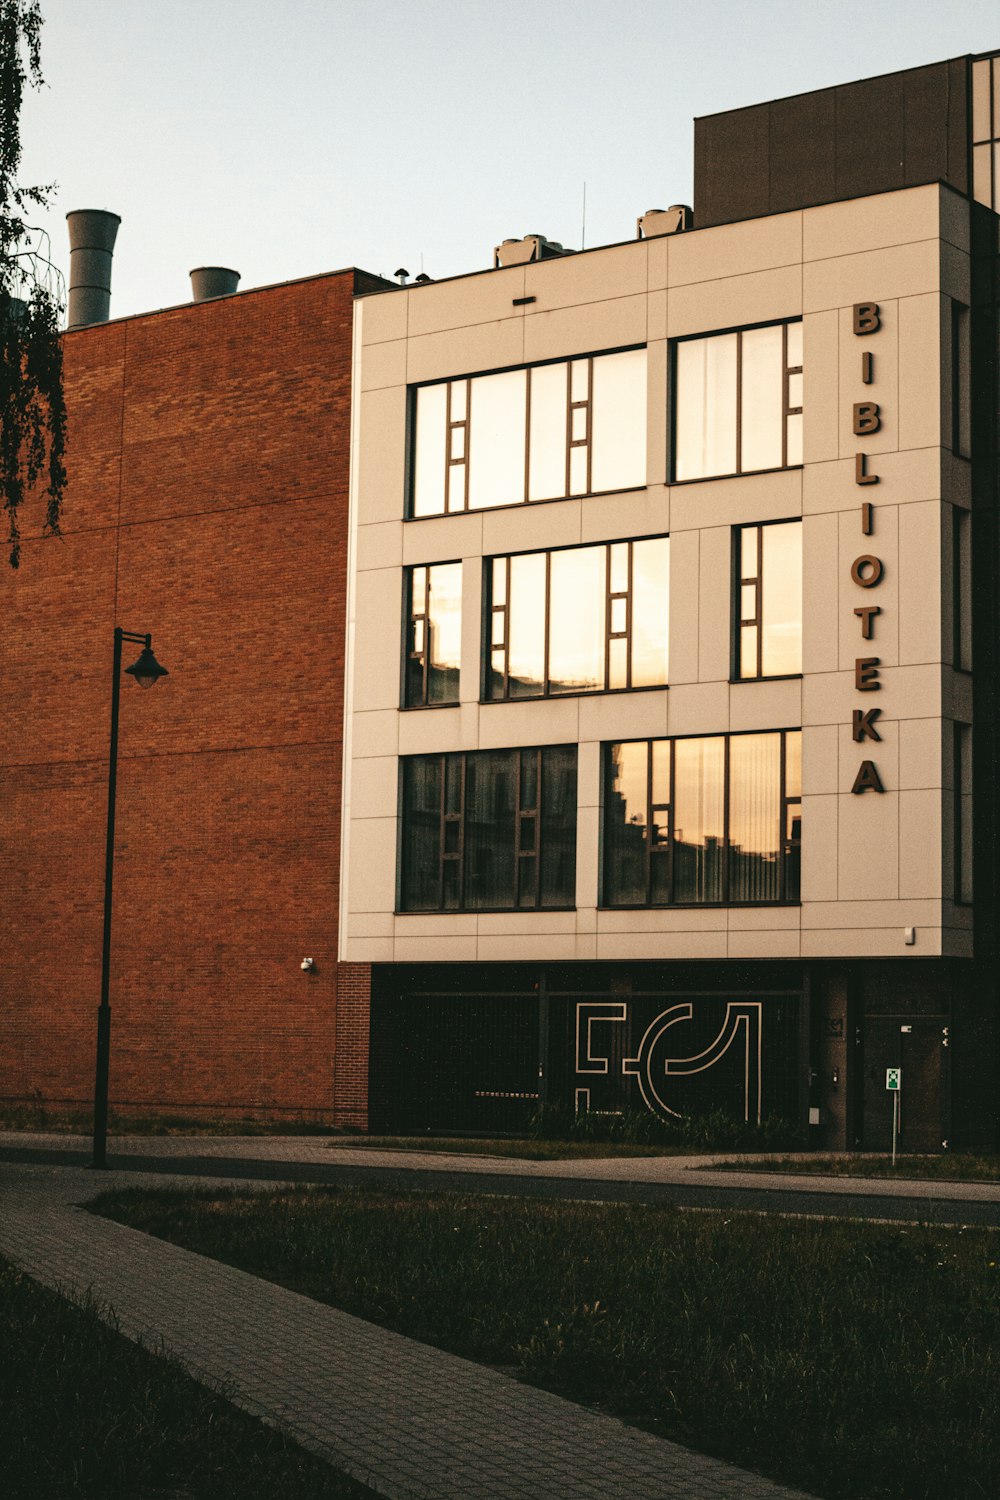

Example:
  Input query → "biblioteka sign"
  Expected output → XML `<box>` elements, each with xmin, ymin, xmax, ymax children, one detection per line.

<box><xmin>850</xmin><ymin>301</ymin><xmax>886</xmax><ymax>795</ymax></box>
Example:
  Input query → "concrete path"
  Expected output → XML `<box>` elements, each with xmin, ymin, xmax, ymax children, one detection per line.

<box><xmin>0</xmin><ymin>1159</ymin><xmax>816</xmax><ymax>1500</ymax></box>
<box><xmin>4</xmin><ymin>1131</ymin><xmax>1000</xmax><ymax>1225</ymax></box>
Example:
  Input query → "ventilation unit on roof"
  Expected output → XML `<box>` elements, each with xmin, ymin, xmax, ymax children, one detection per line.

<box><xmin>494</xmin><ymin>233</ymin><xmax>573</xmax><ymax>269</ymax></box>
<box><xmin>637</xmin><ymin>205</ymin><xmax>693</xmax><ymax>239</ymax></box>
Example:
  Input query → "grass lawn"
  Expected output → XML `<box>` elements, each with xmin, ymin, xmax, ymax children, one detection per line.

<box><xmin>0</xmin><ymin>1257</ymin><xmax>376</xmax><ymax>1500</ymax></box>
<box><xmin>93</xmin><ymin>1185</ymin><xmax>1000</xmax><ymax>1500</ymax></box>
<box><xmin>319</xmin><ymin>1134</ymin><xmax>683</xmax><ymax>1159</ymax></box>
<box><xmin>715</xmin><ymin>1153</ymin><xmax>1000</xmax><ymax>1182</ymax></box>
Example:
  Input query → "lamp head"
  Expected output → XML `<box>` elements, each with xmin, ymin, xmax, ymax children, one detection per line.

<box><xmin>125</xmin><ymin>643</ymin><xmax>169</xmax><ymax>689</ymax></box>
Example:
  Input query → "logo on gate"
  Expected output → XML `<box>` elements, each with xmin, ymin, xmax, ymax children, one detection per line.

<box><xmin>574</xmin><ymin>1000</ymin><xmax>764</xmax><ymax>1123</ymax></box>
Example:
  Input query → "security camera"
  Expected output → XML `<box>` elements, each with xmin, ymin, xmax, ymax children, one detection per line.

<box><xmin>301</xmin><ymin>957</ymin><xmax>315</xmax><ymax>972</ymax></box>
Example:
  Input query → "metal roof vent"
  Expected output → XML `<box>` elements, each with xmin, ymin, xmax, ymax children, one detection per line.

<box><xmin>189</xmin><ymin>266</ymin><xmax>240</xmax><ymax>302</ymax></box>
<box><xmin>494</xmin><ymin>233</ymin><xmax>573</xmax><ymax>269</ymax></box>
<box><xmin>637</xmin><ymin>205</ymin><xmax>693</xmax><ymax>239</ymax></box>
<box><xmin>66</xmin><ymin>209</ymin><xmax>121</xmax><ymax>328</ymax></box>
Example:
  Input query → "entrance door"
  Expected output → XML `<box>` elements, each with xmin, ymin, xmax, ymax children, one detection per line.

<box><xmin>861</xmin><ymin>1017</ymin><xmax>946</xmax><ymax>1152</ymax></box>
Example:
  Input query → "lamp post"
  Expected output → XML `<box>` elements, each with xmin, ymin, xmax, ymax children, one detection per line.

<box><xmin>92</xmin><ymin>628</ymin><xmax>169</xmax><ymax>1169</ymax></box>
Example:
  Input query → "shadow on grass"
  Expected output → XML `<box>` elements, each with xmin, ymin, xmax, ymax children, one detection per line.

<box><xmin>0</xmin><ymin>1258</ymin><xmax>376</xmax><ymax>1499</ymax></box>
<box><xmin>92</xmin><ymin>1183</ymin><xmax>1000</xmax><ymax>1500</ymax></box>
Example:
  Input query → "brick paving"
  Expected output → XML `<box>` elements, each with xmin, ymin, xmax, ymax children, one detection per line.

<box><xmin>0</xmin><ymin>1159</ymin><xmax>816</xmax><ymax>1500</ymax></box>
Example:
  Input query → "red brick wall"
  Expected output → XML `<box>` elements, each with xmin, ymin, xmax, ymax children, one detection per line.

<box><xmin>0</xmin><ymin>273</ymin><xmax>375</xmax><ymax>1126</ymax></box>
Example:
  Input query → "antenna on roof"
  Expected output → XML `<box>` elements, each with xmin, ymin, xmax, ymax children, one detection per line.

<box><xmin>581</xmin><ymin>182</ymin><xmax>587</xmax><ymax>250</ymax></box>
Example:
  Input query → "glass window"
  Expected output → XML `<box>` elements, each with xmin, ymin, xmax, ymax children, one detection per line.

<box><xmin>487</xmin><ymin>536</ymin><xmax>669</xmax><ymax>700</ymax></box>
<box><xmin>602</xmin><ymin>730</ymin><xmax>801</xmax><ymax>906</ymax></box>
<box><xmin>955</xmin><ymin>723</ymin><xmax>973</xmax><ymax>905</ymax></box>
<box><xmin>405</xmin><ymin>562</ymin><xmax>463</xmax><ymax>706</ymax></box>
<box><xmin>399</xmin><ymin>746</ymin><xmax>577</xmax><ymax>911</ymax></box>
<box><xmin>467</xmin><ymin>370</ymin><xmax>526</xmax><ymax>511</ymax></box>
<box><xmin>590</xmin><ymin>347</ymin><xmax>647</xmax><ymax>493</ymax></box>
<box><xmin>735</xmin><ymin>521</ymin><xmax>802</xmax><ymax>680</ymax></box>
<box><xmin>673</xmin><ymin>321</ymin><xmax>803</xmax><ymax>482</ymax></box>
<box><xmin>952</xmin><ymin>507</ymin><xmax>972</xmax><ymax>672</ymax></box>
<box><xmin>409</xmin><ymin>348</ymin><xmax>647</xmax><ymax>516</ymax></box>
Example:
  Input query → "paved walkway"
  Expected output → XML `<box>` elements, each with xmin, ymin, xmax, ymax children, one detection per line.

<box><xmin>4</xmin><ymin>1130</ymin><xmax>1000</xmax><ymax>1225</ymax></box>
<box><xmin>0</xmin><ymin>1155</ymin><xmax>817</xmax><ymax>1500</ymax></box>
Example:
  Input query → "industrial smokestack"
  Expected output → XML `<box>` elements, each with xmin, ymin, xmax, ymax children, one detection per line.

<box><xmin>66</xmin><ymin>209</ymin><xmax>121</xmax><ymax>329</ymax></box>
<box><xmin>189</xmin><ymin>266</ymin><xmax>240</xmax><ymax>302</ymax></box>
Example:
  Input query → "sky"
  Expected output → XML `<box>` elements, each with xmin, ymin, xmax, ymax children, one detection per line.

<box><xmin>17</xmin><ymin>0</ymin><xmax>1000</xmax><ymax>322</ymax></box>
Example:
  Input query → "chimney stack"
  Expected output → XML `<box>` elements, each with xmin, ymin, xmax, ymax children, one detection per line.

<box><xmin>189</xmin><ymin>266</ymin><xmax>240</xmax><ymax>302</ymax></box>
<box><xmin>66</xmin><ymin>210</ymin><xmax>121</xmax><ymax>329</ymax></box>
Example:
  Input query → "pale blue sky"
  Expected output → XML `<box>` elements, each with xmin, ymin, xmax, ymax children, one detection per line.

<box><xmin>19</xmin><ymin>0</ymin><xmax>1000</xmax><ymax>320</ymax></box>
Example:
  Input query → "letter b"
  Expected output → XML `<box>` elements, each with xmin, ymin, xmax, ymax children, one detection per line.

<box><xmin>854</xmin><ymin>402</ymin><xmax>881</xmax><ymax>436</ymax></box>
<box><xmin>853</xmin><ymin>302</ymin><xmax>881</xmax><ymax>335</ymax></box>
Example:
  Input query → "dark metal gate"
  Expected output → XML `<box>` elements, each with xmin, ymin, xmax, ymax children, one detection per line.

<box><xmin>372</xmin><ymin>989</ymin><xmax>539</xmax><ymax>1133</ymax></box>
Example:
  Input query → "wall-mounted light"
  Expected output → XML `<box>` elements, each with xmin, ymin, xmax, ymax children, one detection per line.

<box><xmin>300</xmin><ymin>957</ymin><xmax>315</xmax><ymax>973</ymax></box>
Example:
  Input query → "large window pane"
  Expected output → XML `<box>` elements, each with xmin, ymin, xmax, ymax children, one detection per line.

<box><xmin>630</xmin><ymin>537</ymin><xmax>670</xmax><ymax>687</ymax></box>
<box><xmin>539</xmin><ymin>746</ymin><xmax>578</xmax><ymax>906</ymax></box>
<box><xmin>760</xmin><ymin>523</ymin><xmax>802</xmax><ymax>676</ymax></box>
<box><xmin>412</xmin><ymin>384</ymin><xmax>446</xmax><ymax>517</ymax></box>
<box><xmin>467</xmin><ymin>370</ymin><xmax>527</xmax><ymax>510</ymax></box>
<box><xmin>528</xmin><ymin>362</ymin><xmax>568</xmax><ymax>501</ymax></box>
<box><xmin>604</xmin><ymin>741</ymin><xmax>650</xmax><ymax>906</ymax></box>
<box><xmin>425</xmin><ymin>563</ymin><xmax>462</xmax><ymax>703</ymax></box>
<box><xmin>672</xmin><ymin>738</ymin><xmax>725</xmax><ymax>903</ymax></box>
<box><xmin>400</xmin><ymin>757</ymin><xmax>441</xmax><ymax>909</ymax></box>
<box><xmin>506</xmin><ymin>552</ymin><xmax>546</xmax><ymax>697</ymax></box>
<box><xmin>590</xmin><ymin>348</ymin><xmax>647</xmax><ymax>493</ymax></box>
<box><xmin>464</xmin><ymin>751</ymin><xmax>517</xmax><ymax>908</ymax></box>
<box><xmin>740</xmin><ymin>325</ymin><xmax>784</xmax><ymax>472</ymax></box>
<box><xmin>674</xmin><ymin>334</ymin><xmax>737</xmax><ymax>481</ymax></box>
<box><xmin>602</xmin><ymin>731</ymin><xmax>799</xmax><ymax>908</ymax></box>
<box><xmin>548</xmin><ymin>546</ymin><xmax>605</xmax><ymax>694</ymax></box>
<box><xmin>400</xmin><ymin>748</ymin><xmax>577</xmax><ymax>911</ymax></box>
<box><xmin>729</xmin><ymin>733</ymin><xmax>782</xmax><ymax>902</ymax></box>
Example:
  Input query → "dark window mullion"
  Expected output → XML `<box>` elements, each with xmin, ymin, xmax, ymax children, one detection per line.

<box><xmin>543</xmin><ymin>551</ymin><xmax>552</xmax><ymax>695</ymax></box>
<box><xmin>779</xmin><ymin>731</ymin><xmax>788</xmax><ymax>902</ymax></box>
<box><xmin>626</xmin><ymin>542</ymin><xmax>634</xmax><ymax>689</ymax></box>
<box><xmin>722</xmin><ymin>733</ymin><xmax>731</xmax><ymax>904</ymax></box>
<box><xmin>603</xmin><ymin>546</ymin><xmax>612</xmax><ymax>690</ymax></box>
<box><xmin>781</xmin><ymin>322</ymin><xmax>788</xmax><ymax>471</ymax></box>
<box><xmin>735</xmin><ymin>330</ymin><xmax>743</xmax><ymax>476</ymax></box>
<box><xmin>756</xmin><ymin>526</ymin><xmax>764</xmax><ymax>680</ymax></box>
<box><xmin>523</xmin><ymin>365</ymin><xmax>532</xmax><ymax>505</ymax></box>
<box><xmin>646</xmin><ymin>740</ymin><xmax>654</xmax><ymax>904</ymax></box>
<box><xmin>668</xmin><ymin>740</ymin><xmax>676</xmax><ymax>903</ymax></box>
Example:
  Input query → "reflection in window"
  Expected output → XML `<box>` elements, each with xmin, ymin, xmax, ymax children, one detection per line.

<box><xmin>674</xmin><ymin>321</ymin><xmax>802</xmax><ymax>481</ymax></box>
<box><xmin>399</xmin><ymin>746</ymin><xmax>577</xmax><ymax>911</ymax></box>
<box><xmin>405</xmin><ymin>562</ymin><xmax>462</xmax><ymax>706</ymax></box>
<box><xmin>735</xmin><ymin>521</ymin><xmax>802</xmax><ymax>679</ymax></box>
<box><xmin>487</xmin><ymin>537</ymin><xmax>669</xmax><ymax>700</ymax></box>
<box><xmin>603</xmin><ymin>730</ymin><xmax>801</xmax><ymax>906</ymax></box>
<box><xmin>955</xmin><ymin>723</ymin><xmax>973</xmax><ymax>905</ymax></box>
<box><xmin>972</xmin><ymin>55</ymin><xmax>1000</xmax><ymax>210</ymax></box>
<box><xmin>411</xmin><ymin>348</ymin><xmax>646</xmax><ymax>516</ymax></box>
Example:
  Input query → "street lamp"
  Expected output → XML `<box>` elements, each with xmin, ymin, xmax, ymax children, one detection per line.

<box><xmin>92</xmin><ymin>628</ymin><xmax>169</xmax><ymax>1169</ymax></box>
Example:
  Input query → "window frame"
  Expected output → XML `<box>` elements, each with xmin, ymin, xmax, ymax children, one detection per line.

<box><xmin>397</xmin><ymin>745</ymin><xmax>578</xmax><ymax>914</ymax></box>
<box><xmin>731</xmin><ymin>518</ymin><xmax>803</xmax><ymax>683</ymax></box>
<box><xmin>669</xmin><ymin>317</ymin><xmax>803</xmax><ymax>485</ymax></box>
<box><xmin>600</xmin><ymin>728</ymin><xmax>802</xmax><ymax>909</ymax></box>
<box><xmin>406</xmin><ymin>344</ymin><xmax>648</xmax><ymax>519</ymax></box>
<box><xmin>402</xmin><ymin>560</ymin><xmax>463</xmax><ymax>709</ymax></box>
<box><xmin>484</xmin><ymin>533</ymin><xmax>670</xmax><ymax>702</ymax></box>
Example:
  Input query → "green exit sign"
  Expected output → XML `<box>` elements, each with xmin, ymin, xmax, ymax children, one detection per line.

<box><xmin>886</xmin><ymin>1068</ymin><xmax>901</xmax><ymax>1091</ymax></box>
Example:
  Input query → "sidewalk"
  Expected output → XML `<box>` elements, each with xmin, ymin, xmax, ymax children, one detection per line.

<box><xmin>1</xmin><ymin>1159</ymin><xmax>815</xmax><ymax>1500</ymax></box>
<box><xmin>4</xmin><ymin>1130</ymin><xmax>1000</xmax><ymax>1224</ymax></box>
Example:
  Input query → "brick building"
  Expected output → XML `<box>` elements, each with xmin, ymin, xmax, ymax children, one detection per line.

<box><xmin>1</xmin><ymin>263</ymin><xmax>383</xmax><ymax>1126</ymax></box>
